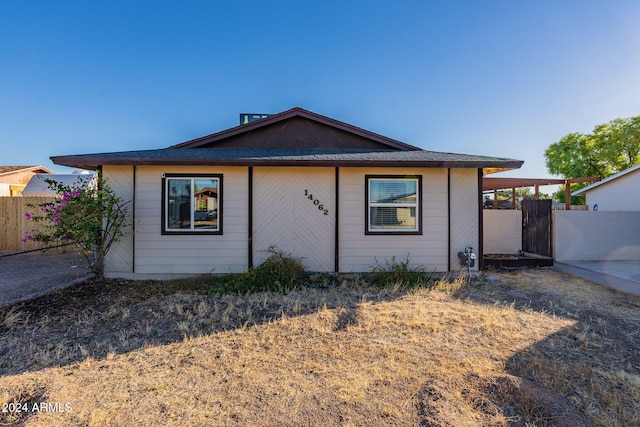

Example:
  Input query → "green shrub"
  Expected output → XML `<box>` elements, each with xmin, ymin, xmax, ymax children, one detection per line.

<box><xmin>367</xmin><ymin>255</ymin><xmax>433</xmax><ymax>289</ymax></box>
<box><xmin>208</xmin><ymin>247</ymin><xmax>305</xmax><ymax>295</ymax></box>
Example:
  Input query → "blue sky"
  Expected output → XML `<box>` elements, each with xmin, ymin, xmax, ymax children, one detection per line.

<box><xmin>2</xmin><ymin>1</ymin><xmax>639</xmax><ymax>189</ymax></box>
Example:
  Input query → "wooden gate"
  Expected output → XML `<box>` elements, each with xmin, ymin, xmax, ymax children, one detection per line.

<box><xmin>521</xmin><ymin>199</ymin><xmax>552</xmax><ymax>257</ymax></box>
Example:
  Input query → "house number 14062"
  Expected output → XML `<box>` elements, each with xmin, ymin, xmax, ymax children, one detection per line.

<box><xmin>304</xmin><ymin>190</ymin><xmax>329</xmax><ymax>215</ymax></box>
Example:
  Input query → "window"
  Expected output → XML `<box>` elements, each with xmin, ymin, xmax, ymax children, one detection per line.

<box><xmin>162</xmin><ymin>174</ymin><xmax>222</xmax><ymax>234</ymax></box>
<box><xmin>366</xmin><ymin>175</ymin><xmax>421</xmax><ymax>234</ymax></box>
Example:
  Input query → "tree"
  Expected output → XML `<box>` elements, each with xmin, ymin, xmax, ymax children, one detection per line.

<box><xmin>23</xmin><ymin>173</ymin><xmax>130</xmax><ymax>279</ymax></box>
<box><xmin>552</xmin><ymin>185</ymin><xmax>584</xmax><ymax>206</ymax></box>
<box><xmin>545</xmin><ymin>116</ymin><xmax>640</xmax><ymax>179</ymax></box>
<box><xmin>483</xmin><ymin>188</ymin><xmax>550</xmax><ymax>209</ymax></box>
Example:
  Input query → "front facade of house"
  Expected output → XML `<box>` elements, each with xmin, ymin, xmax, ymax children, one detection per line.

<box><xmin>53</xmin><ymin>108</ymin><xmax>522</xmax><ymax>279</ymax></box>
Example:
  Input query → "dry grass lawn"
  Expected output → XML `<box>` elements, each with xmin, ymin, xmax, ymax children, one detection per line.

<box><xmin>1</xmin><ymin>269</ymin><xmax>639</xmax><ymax>426</ymax></box>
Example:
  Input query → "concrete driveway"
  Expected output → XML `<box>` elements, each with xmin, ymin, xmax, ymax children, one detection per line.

<box><xmin>555</xmin><ymin>261</ymin><xmax>640</xmax><ymax>297</ymax></box>
<box><xmin>0</xmin><ymin>251</ymin><xmax>94</xmax><ymax>305</ymax></box>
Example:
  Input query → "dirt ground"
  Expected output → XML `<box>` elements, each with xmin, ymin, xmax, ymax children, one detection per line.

<box><xmin>1</xmin><ymin>269</ymin><xmax>639</xmax><ymax>426</ymax></box>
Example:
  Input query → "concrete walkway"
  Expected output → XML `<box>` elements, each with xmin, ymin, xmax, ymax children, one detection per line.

<box><xmin>554</xmin><ymin>261</ymin><xmax>640</xmax><ymax>297</ymax></box>
<box><xmin>0</xmin><ymin>252</ymin><xmax>94</xmax><ymax>305</ymax></box>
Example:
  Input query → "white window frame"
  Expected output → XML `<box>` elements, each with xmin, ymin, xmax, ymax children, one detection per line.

<box><xmin>163</xmin><ymin>174</ymin><xmax>222</xmax><ymax>234</ymax></box>
<box><xmin>366</xmin><ymin>175</ymin><xmax>421</xmax><ymax>235</ymax></box>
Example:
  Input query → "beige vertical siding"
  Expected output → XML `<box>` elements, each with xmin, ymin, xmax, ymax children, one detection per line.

<box><xmin>102</xmin><ymin>164</ymin><xmax>482</xmax><ymax>278</ymax></box>
<box><xmin>106</xmin><ymin>165</ymin><xmax>248</xmax><ymax>279</ymax></box>
<box><xmin>339</xmin><ymin>167</ymin><xmax>449</xmax><ymax>273</ymax></box>
<box><xmin>103</xmin><ymin>165</ymin><xmax>134</xmax><ymax>274</ymax></box>
<box><xmin>253</xmin><ymin>167</ymin><xmax>335</xmax><ymax>271</ymax></box>
<box><xmin>449</xmin><ymin>169</ymin><xmax>480</xmax><ymax>271</ymax></box>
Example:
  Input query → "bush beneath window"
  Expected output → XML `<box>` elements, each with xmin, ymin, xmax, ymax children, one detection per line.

<box><xmin>367</xmin><ymin>255</ymin><xmax>434</xmax><ymax>289</ymax></box>
<box><xmin>208</xmin><ymin>248</ymin><xmax>305</xmax><ymax>295</ymax></box>
<box><xmin>208</xmin><ymin>251</ymin><xmax>434</xmax><ymax>295</ymax></box>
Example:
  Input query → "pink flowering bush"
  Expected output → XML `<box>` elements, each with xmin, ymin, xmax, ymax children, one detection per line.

<box><xmin>24</xmin><ymin>173</ymin><xmax>130</xmax><ymax>279</ymax></box>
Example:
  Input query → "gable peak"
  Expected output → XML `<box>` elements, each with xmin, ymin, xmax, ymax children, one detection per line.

<box><xmin>169</xmin><ymin>107</ymin><xmax>420</xmax><ymax>151</ymax></box>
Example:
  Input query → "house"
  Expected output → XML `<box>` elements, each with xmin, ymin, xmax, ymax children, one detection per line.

<box><xmin>51</xmin><ymin>107</ymin><xmax>523</xmax><ymax>279</ymax></box>
<box><xmin>0</xmin><ymin>166</ymin><xmax>55</xmax><ymax>197</ymax></box>
<box><xmin>571</xmin><ymin>164</ymin><xmax>640</xmax><ymax>211</ymax></box>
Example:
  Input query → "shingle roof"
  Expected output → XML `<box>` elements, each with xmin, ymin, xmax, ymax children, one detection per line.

<box><xmin>0</xmin><ymin>166</ymin><xmax>55</xmax><ymax>175</ymax></box>
<box><xmin>51</xmin><ymin>147</ymin><xmax>523</xmax><ymax>171</ymax></box>
<box><xmin>50</xmin><ymin>107</ymin><xmax>524</xmax><ymax>173</ymax></box>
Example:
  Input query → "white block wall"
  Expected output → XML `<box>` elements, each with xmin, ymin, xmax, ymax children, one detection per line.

<box><xmin>553</xmin><ymin>211</ymin><xmax>640</xmax><ymax>261</ymax></box>
<box><xmin>483</xmin><ymin>210</ymin><xmax>522</xmax><ymax>254</ymax></box>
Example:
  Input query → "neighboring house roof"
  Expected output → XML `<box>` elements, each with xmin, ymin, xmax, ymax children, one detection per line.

<box><xmin>0</xmin><ymin>165</ymin><xmax>55</xmax><ymax>176</ymax></box>
<box><xmin>195</xmin><ymin>187</ymin><xmax>218</xmax><ymax>197</ymax></box>
<box><xmin>51</xmin><ymin>107</ymin><xmax>523</xmax><ymax>173</ymax></box>
<box><xmin>571</xmin><ymin>164</ymin><xmax>640</xmax><ymax>196</ymax></box>
<box><xmin>377</xmin><ymin>192</ymin><xmax>417</xmax><ymax>203</ymax></box>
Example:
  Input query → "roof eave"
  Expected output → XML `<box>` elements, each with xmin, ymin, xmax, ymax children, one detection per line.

<box><xmin>52</xmin><ymin>155</ymin><xmax>523</xmax><ymax>171</ymax></box>
<box><xmin>572</xmin><ymin>164</ymin><xmax>640</xmax><ymax>195</ymax></box>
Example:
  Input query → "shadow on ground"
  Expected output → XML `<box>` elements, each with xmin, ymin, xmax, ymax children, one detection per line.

<box><xmin>0</xmin><ymin>277</ymin><xmax>376</xmax><ymax>377</ymax></box>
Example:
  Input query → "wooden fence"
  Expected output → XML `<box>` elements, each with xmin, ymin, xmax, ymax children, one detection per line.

<box><xmin>0</xmin><ymin>196</ymin><xmax>65</xmax><ymax>253</ymax></box>
<box><xmin>552</xmin><ymin>205</ymin><xmax>589</xmax><ymax>211</ymax></box>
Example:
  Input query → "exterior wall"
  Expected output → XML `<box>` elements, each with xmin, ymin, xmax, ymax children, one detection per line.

<box><xmin>339</xmin><ymin>167</ymin><xmax>450</xmax><ymax>273</ymax></box>
<box><xmin>104</xmin><ymin>164</ymin><xmax>482</xmax><ymax>278</ymax></box>
<box><xmin>253</xmin><ymin>167</ymin><xmax>335</xmax><ymax>271</ymax></box>
<box><xmin>553</xmin><ymin>211</ymin><xmax>640</xmax><ymax>261</ymax></box>
<box><xmin>103</xmin><ymin>165</ymin><xmax>135</xmax><ymax>274</ymax></box>
<box><xmin>483</xmin><ymin>210</ymin><xmax>522</xmax><ymax>254</ymax></box>
<box><xmin>0</xmin><ymin>170</ymin><xmax>38</xmax><ymax>185</ymax></box>
<box><xmin>449</xmin><ymin>169</ymin><xmax>480</xmax><ymax>271</ymax></box>
<box><xmin>584</xmin><ymin>169</ymin><xmax>640</xmax><ymax>211</ymax></box>
<box><xmin>105</xmin><ymin>165</ymin><xmax>249</xmax><ymax>279</ymax></box>
<box><xmin>0</xmin><ymin>173</ymin><xmax>29</xmax><ymax>196</ymax></box>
